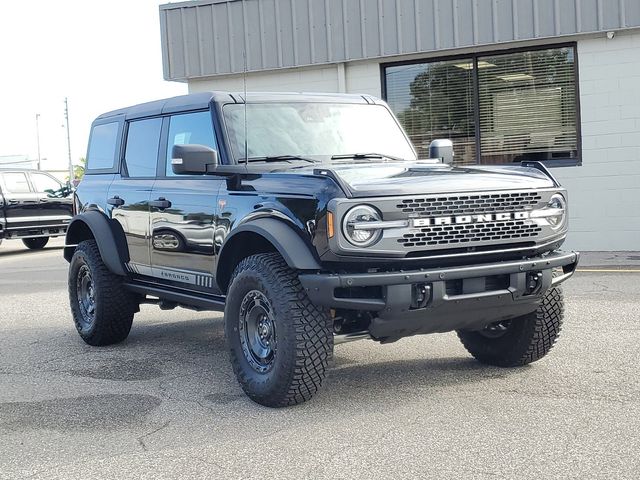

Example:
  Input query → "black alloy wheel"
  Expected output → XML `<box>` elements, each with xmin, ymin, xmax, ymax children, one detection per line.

<box><xmin>478</xmin><ymin>320</ymin><xmax>512</xmax><ymax>339</ymax></box>
<box><xmin>76</xmin><ymin>264</ymin><xmax>96</xmax><ymax>327</ymax></box>
<box><xmin>22</xmin><ymin>237</ymin><xmax>49</xmax><ymax>250</ymax></box>
<box><xmin>238</xmin><ymin>290</ymin><xmax>277</xmax><ymax>373</ymax></box>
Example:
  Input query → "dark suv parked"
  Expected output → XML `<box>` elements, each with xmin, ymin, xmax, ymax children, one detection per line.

<box><xmin>64</xmin><ymin>92</ymin><xmax>578</xmax><ymax>407</ymax></box>
<box><xmin>0</xmin><ymin>169</ymin><xmax>73</xmax><ymax>249</ymax></box>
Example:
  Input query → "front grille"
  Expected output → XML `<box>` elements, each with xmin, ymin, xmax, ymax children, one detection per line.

<box><xmin>334</xmin><ymin>188</ymin><xmax>563</xmax><ymax>258</ymax></box>
<box><xmin>396</xmin><ymin>192</ymin><xmax>542</xmax><ymax>216</ymax></box>
<box><xmin>398</xmin><ymin>220</ymin><xmax>542</xmax><ymax>248</ymax></box>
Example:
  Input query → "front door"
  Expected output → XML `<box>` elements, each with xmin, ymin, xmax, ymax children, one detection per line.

<box><xmin>28</xmin><ymin>171</ymin><xmax>73</xmax><ymax>227</ymax></box>
<box><xmin>149</xmin><ymin>110</ymin><xmax>223</xmax><ymax>293</ymax></box>
<box><xmin>108</xmin><ymin>117</ymin><xmax>162</xmax><ymax>273</ymax></box>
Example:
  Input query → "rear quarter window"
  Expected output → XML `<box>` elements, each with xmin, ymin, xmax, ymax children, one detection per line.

<box><xmin>87</xmin><ymin>122</ymin><xmax>119</xmax><ymax>170</ymax></box>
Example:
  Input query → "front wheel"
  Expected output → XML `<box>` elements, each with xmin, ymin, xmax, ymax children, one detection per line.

<box><xmin>22</xmin><ymin>237</ymin><xmax>49</xmax><ymax>250</ymax></box>
<box><xmin>225</xmin><ymin>253</ymin><xmax>333</xmax><ymax>407</ymax></box>
<box><xmin>457</xmin><ymin>286</ymin><xmax>564</xmax><ymax>367</ymax></box>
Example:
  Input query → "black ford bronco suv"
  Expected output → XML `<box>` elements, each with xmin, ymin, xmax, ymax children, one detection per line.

<box><xmin>64</xmin><ymin>92</ymin><xmax>578</xmax><ymax>407</ymax></box>
<box><xmin>0</xmin><ymin>169</ymin><xmax>73</xmax><ymax>250</ymax></box>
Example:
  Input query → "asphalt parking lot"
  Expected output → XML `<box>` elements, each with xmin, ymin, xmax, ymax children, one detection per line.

<box><xmin>0</xmin><ymin>238</ymin><xmax>639</xmax><ymax>479</ymax></box>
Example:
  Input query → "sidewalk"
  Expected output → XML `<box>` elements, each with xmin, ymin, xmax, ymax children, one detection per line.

<box><xmin>576</xmin><ymin>251</ymin><xmax>640</xmax><ymax>270</ymax></box>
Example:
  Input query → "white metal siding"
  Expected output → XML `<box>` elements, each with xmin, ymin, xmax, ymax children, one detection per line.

<box><xmin>160</xmin><ymin>0</ymin><xmax>640</xmax><ymax>81</ymax></box>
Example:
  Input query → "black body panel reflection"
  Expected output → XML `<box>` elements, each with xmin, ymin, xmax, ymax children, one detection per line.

<box><xmin>150</xmin><ymin>178</ymin><xmax>223</xmax><ymax>292</ymax></box>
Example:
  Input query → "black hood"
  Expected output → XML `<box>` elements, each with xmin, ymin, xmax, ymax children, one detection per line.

<box><xmin>297</xmin><ymin>161</ymin><xmax>557</xmax><ymax>197</ymax></box>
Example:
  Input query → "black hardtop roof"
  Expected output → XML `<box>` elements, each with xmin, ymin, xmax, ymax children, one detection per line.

<box><xmin>95</xmin><ymin>91</ymin><xmax>379</xmax><ymax>121</ymax></box>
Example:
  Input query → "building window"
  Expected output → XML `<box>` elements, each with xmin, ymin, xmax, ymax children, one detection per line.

<box><xmin>384</xmin><ymin>45</ymin><xmax>579</xmax><ymax>166</ymax></box>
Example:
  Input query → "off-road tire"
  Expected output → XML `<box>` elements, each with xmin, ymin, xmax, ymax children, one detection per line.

<box><xmin>68</xmin><ymin>240</ymin><xmax>137</xmax><ymax>346</ymax></box>
<box><xmin>225</xmin><ymin>252</ymin><xmax>333</xmax><ymax>407</ymax></box>
<box><xmin>457</xmin><ymin>286</ymin><xmax>564</xmax><ymax>367</ymax></box>
<box><xmin>22</xmin><ymin>237</ymin><xmax>49</xmax><ymax>250</ymax></box>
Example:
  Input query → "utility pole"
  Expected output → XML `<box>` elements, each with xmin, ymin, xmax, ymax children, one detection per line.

<box><xmin>64</xmin><ymin>98</ymin><xmax>73</xmax><ymax>183</ymax></box>
<box><xmin>35</xmin><ymin>114</ymin><xmax>41</xmax><ymax>170</ymax></box>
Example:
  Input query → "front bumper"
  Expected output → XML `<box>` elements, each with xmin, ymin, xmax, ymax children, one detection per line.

<box><xmin>299</xmin><ymin>250</ymin><xmax>579</xmax><ymax>341</ymax></box>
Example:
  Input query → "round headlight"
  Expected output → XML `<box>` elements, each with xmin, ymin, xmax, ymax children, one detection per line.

<box><xmin>342</xmin><ymin>205</ymin><xmax>383</xmax><ymax>247</ymax></box>
<box><xmin>546</xmin><ymin>194</ymin><xmax>567</xmax><ymax>229</ymax></box>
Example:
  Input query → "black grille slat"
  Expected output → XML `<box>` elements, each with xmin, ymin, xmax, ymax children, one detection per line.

<box><xmin>396</xmin><ymin>192</ymin><xmax>542</xmax><ymax>216</ymax></box>
<box><xmin>394</xmin><ymin>191</ymin><xmax>545</xmax><ymax>249</ymax></box>
<box><xmin>398</xmin><ymin>221</ymin><xmax>543</xmax><ymax>248</ymax></box>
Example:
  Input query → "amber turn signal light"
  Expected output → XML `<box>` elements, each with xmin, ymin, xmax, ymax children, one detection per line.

<box><xmin>327</xmin><ymin>211</ymin><xmax>335</xmax><ymax>238</ymax></box>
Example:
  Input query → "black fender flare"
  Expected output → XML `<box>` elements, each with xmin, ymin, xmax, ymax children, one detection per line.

<box><xmin>217</xmin><ymin>217</ymin><xmax>321</xmax><ymax>280</ymax></box>
<box><xmin>64</xmin><ymin>211</ymin><xmax>129</xmax><ymax>276</ymax></box>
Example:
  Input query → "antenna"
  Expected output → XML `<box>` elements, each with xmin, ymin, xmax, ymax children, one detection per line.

<box><xmin>243</xmin><ymin>50</ymin><xmax>248</xmax><ymax>168</ymax></box>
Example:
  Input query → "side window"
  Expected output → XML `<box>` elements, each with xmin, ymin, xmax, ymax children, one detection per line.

<box><xmin>87</xmin><ymin>122</ymin><xmax>119</xmax><ymax>170</ymax></box>
<box><xmin>30</xmin><ymin>173</ymin><xmax>62</xmax><ymax>193</ymax></box>
<box><xmin>166</xmin><ymin>111</ymin><xmax>217</xmax><ymax>176</ymax></box>
<box><xmin>124</xmin><ymin>118</ymin><xmax>162</xmax><ymax>178</ymax></box>
<box><xmin>1</xmin><ymin>173</ymin><xmax>31</xmax><ymax>193</ymax></box>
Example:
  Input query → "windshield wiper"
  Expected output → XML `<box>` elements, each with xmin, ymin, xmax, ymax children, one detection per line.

<box><xmin>240</xmin><ymin>155</ymin><xmax>318</xmax><ymax>164</ymax></box>
<box><xmin>331</xmin><ymin>152</ymin><xmax>406</xmax><ymax>162</ymax></box>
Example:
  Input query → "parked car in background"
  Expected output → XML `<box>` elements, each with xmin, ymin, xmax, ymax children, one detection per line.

<box><xmin>0</xmin><ymin>169</ymin><xmax>73</xmax><ymax>249</ymax></box>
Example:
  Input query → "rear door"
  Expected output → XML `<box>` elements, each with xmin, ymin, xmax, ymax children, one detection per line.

<box><xmin>107</xmin><ymin>117</ymin><xmax>162</xmax><ymax>274</ymax></box>
<box><xmin>0</xmin><ymin>172</ymin><xmax>40</xmax><ymax>230</ymax></box>
<box><xmin>28</xmin><ymin>171</ymin><xmax>73</xmax><ymax>228</ymax></box>
<box><xmin>149</xmin><ymin>110</ymin><xmax>223</xmax><ymax>292</ymax></box>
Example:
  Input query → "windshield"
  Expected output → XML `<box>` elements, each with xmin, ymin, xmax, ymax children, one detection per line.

<box><xmin>222</xmin><ymin>102</ymin><xmax>417</xmax><ymax>162</ymax></box>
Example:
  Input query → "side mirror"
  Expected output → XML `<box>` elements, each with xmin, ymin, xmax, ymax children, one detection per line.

<box><xmin>429</xmin><ymin>139</ymin><xmax>454</xmax><ymax>164</ymax></box>
<box><xmin>171</xmin><ymin>144</ymin><xmax>218</xmax><ymax>175</ymax></box>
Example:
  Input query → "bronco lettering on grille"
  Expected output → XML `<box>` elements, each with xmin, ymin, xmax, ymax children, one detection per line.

<box><xmin>412</xmin><ymin>211</ymin><xmax>530</xmax><ymax>227</ymax></box>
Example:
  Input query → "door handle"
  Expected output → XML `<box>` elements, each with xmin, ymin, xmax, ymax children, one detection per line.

<box><xmin>150</xmin><ymin>198</ymin><xmax>172</xmax><ymax>209</ymax></box>
<box><xmin>107</xmin><ymin>196</ymin><xmax>125</xmax><ymax>206</ymax></box>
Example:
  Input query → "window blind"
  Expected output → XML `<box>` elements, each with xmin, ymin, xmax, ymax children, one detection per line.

<box><xmin>477</xmin><ymin>47</ymin><xmax>578</xmax><ymax>164</ymax></box>
<box><xmin>383</xmin><ymin>45</ymin><xmax>579</xmax><ymax>166</ymax></box>
<box><xmin>385</xmin><ymin>59</ymin><xmax>477</xmax><ymax>165</ymax></box>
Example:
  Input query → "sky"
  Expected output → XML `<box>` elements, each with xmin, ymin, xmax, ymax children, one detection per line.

<box><xmin>0</xmin><ymin>0</ymin><xmax>186</xmax><ymax>171</ymax></box>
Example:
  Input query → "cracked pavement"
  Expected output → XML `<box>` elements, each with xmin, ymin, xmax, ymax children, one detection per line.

<box><xmin>0</xmin><ymin>238</ymin><xmax>639</xmax><ymax>479</ymax></box>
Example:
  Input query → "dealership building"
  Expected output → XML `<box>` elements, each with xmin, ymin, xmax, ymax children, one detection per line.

<box><xmin>159</xmin><ymin>0</ymin><xmax>640</xmax><ymax>251</ymax></box>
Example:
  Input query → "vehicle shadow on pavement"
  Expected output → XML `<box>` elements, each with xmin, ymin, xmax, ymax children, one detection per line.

<box><xmin>124</xmin><ymin>316</ymin><xmax>522</xmax><ymax>408</ymax></box>
<box><xmin>2</xmin><ymin>315</ymin><xmax>526</xmax><ymax>418</ymax></box>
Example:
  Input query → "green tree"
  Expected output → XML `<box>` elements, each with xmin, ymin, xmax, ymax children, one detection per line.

<box><xmin>74</xmin><ymin>157</ymin><xmax>86</xmax><ymax>181</ymax></box>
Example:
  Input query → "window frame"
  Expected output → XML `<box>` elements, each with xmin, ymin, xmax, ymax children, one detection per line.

<box><xmin>28</xmin><ymin>171</ymin><xmax>63</xmax><ymax>193</ymax></box>
<box><xmin>0</xmin><ymin>170</ymin><xmax>36</xmax><ymax>195</ymax></box>
<box><xmin>121</xmin><ymin>116</ymin><xmax>164</xmax><ymax>180</ymax></box>
<box><xmin>0</xmin><ymin>172</ymin><xmax>32</xmax><ymax>194</ymax></box>
<box><xmin>85</xmin><ymin>117</ymin><xmax>125</xmax><ymax>174</ymax></box>
<box><xmin>381</xmin><ymin>42</ymin><xmax>581</xmax><ymax>168</ymax></box>
<box><xmin>160</xmin><ymin>109</ymin><xmax>218</xmax><ymax>178</ymax></box>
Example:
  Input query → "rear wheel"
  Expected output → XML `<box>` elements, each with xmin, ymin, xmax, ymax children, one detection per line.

<box><xmin>22</xmin><ymin>237</ymin><xmax>49</xmax><ymax>250</ymax></box>
<box><xmin>68</xmin><ymin>240</ymin><xmax>138</xmax><ymax>346</ymax></box>
<box><xmin>225</xmin><ymin>253</ymin><xmax>333</xmax><ymax>407</ymax></box>
<box><xmin>457</xmin><ymin>286</ymin><xmax>564</xmax><ymax>367</ymax></box>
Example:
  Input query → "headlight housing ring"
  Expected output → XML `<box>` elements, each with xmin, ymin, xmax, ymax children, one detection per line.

<box><xmin>342</xmin><ymin>205</ymin><xmax>383</xmax><ymax>247</ymax></box>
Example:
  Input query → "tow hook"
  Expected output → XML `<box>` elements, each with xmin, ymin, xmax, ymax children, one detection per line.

<box><xmin>525</xmin><ymin>272</ymin><xmax>544</xmax><ymax>295</ymax></box>
<box><xmin>411</xmin><ymin>284</ymin><xmax>431</xmax><ymax>309</ymax></box>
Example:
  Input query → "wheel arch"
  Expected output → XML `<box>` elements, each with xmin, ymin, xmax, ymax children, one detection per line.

<box><xmin>216</xmin><ymin>218</ymin><xmax>321</xmax><ymax>293</ymax></box>
<box><xmin>64</xmin><ymin>211</ymin><xmax>129</xmax><ymax>276</ymax></box>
